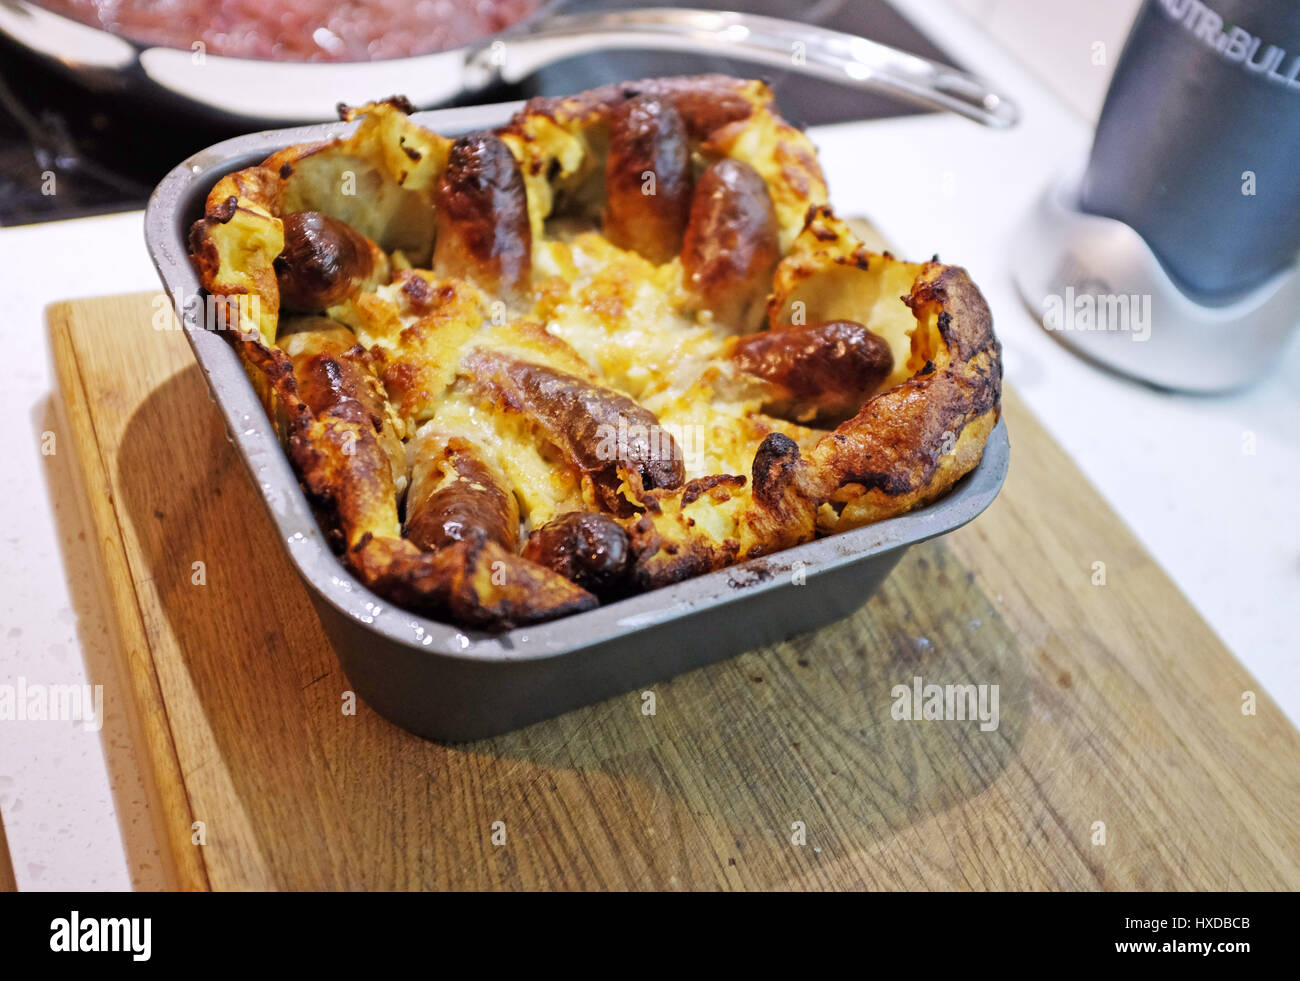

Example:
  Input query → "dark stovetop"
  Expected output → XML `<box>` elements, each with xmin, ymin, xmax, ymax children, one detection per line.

<box><xmin>0</xmin><ymin>0</ymin><xmax>958</xmax><ymax>226</ymax></box>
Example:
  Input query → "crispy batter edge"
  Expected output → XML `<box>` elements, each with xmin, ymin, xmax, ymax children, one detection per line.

<box><xmin>186</xmin><ymin>82</ymin><xmax>1001</xmax><ymax>627</ymax></box>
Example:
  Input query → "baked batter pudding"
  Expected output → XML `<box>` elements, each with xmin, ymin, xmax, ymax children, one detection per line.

<box><xmin>188</xmin><ymin>76</ymin><xmax>1002</xmax><ymax>630</ymax></box>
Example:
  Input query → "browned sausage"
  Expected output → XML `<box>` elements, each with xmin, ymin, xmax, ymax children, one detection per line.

<box><xmin>522</xmin><ymin>511</ymin><xmax>631</xmax><ymax>597</ymax></box>
<box><xmin>682</xmin><ymin>158</ymin><xmax>780</xmax><ymax>329</ymax></box>
<box><xmin>729</xmin><ymin>320</ymin><xmax>894</xmax><ymax>424</ymax></box>
<box><xmin>274</xmin><ymin>211</ymin><xmax>377</xmax><ymax>311</ymax></box>
<box><xmin>289</xmin><ymin>336</ymin><xmax>379</xmax><ymax>427</ymax></box>
<box><xmin>463</xmin><ymin>350</ymin><xmax>684</xmax><ymax>510</ymax></box>
<box><xmin>433</xmin><ymin>132</ymin><xmax>532</xmax><ymax>297</ymax></box>
<box><xmin>404</xmin><ymin>431</ymin><xmax>519</xmax><ymax>553</ymax></box>
<box><xmin>602</xmin><ymin>95</ymin><xmax>693</xmax><ymax>264</ymax></box>
<box><xmin>284</xmin><ymin>343</ymin><xmax>403</xmax><ymax>550</ymax></box>
<box><xmin>290</xmin><ymin>338</ymin><xmax>406</xmax><ymax>487</ymax></box>
<box><xmin>525</xmin><ymin>75</ymin><xmax>756</xmax><ymax>144</ymax></box>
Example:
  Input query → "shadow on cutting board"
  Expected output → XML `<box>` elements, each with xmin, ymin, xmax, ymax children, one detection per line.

<box><xmin>112</xmin><ymin>362</ymin><xmax>1030</xmax><ymax>889</ymax></box>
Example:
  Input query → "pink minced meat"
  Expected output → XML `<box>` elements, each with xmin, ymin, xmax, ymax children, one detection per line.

<box><xmin>37</xmin><ymin>0</ymin><xmax>541</xmax><ymax>61</ymax></box>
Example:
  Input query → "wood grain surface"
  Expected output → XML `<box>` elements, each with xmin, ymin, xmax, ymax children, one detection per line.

<box><xmin>50</xmin><ymin>292</ymin><xmax>1300</xmax><ymax>891</ymax></box>
<box><xmin>0</xmin><ymin>809</ymin><xmax>16</xmax><ymax>892</ymax></box>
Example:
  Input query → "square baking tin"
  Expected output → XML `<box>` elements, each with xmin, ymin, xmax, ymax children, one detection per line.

<box><xmin>144</xmin><ymin>101</ymin><xmax>1009</xmax><ymax>741</ymax></box>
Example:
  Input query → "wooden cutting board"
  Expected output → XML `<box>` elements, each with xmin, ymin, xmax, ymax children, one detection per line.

<box><xmin>0</xmin><ymin>811</ymin><xmax>15</xmax><ymax>893</ymax></box>
<box><xmin>51</xmin><ymin>292</ymin><xmax>1300</xmax><ymax>891</ymax></box>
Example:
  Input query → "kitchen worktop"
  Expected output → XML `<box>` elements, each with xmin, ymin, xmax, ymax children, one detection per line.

<box><xmin>1</xmin><ymin>0</ymin><xmax>1297</xmax><ymax>890</ymax></box>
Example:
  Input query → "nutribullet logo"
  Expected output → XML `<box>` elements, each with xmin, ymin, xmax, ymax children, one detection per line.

<box><xmin>1157</xmin><ymin>0</ymin><xmax>1300</xmax><ymax>90</ymax></box>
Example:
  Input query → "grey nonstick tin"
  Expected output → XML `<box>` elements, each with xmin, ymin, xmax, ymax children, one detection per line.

<box><xmin>143</xmin><ymin>101</ymin><xmax>1010</xmax><ymax>742</ymax></box>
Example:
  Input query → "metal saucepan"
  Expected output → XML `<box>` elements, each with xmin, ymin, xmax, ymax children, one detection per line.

<box><xmin>0</xmin><ymin>3</ymin><xmax>1017</xmax><ymax>128</ymax></box>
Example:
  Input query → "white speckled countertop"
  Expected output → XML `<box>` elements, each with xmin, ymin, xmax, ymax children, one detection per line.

<box><xmin>1</xmin><ymin>0</ymin><xmax>1296</xmax><ymax>890</ymax></box>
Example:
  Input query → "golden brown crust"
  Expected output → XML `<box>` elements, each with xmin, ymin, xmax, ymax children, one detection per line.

<box><xmin>268</xmin><ymin>341</ymin><xmax>596</xmax><ymax>628</ymax></box>
<box><xmin>282</xmin><ymin>347</ymin><xmax>403</xmax><ymax>552</ymax></box>
<box><xmin>808</xmin><ymin>263</ymin><xmax>1002</xmax><ymax>528</ymax></box>
<box><xmin>185</xmin><ymin>80</ymin><xmax>1001</xmax><ymax>631</ymax></box>
<box><xmin>350</xmin><ymin>535</ymin><xmax>597</xmax><ymax>631</ymax></box>
<box><xmin>622</xmin><ymin>256</ymin><xmax>1001</xmax><ymax>589</ymax></box>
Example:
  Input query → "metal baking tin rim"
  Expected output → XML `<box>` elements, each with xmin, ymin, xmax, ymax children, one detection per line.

<box><xmin>143</xmin><ymin>101</ymin><xmax>1010</xmax><ymax>665</ymax></box>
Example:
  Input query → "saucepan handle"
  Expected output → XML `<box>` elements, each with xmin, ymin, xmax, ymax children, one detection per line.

<box><xmin>463</xmin><ymin>7</ymin><xmax>1019</xmax><ymax>128</ymax></box>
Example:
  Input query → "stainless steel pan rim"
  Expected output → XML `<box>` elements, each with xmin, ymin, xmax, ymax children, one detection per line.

<box><xmin>4</xmin><ymin>2</ymin><xmax>1019</xmax><ymax>127</ymax></box>
<box><xmin>144</xmin><ymin>101</ymin><xmax>1009</xmax><ymax>666</ymax></box>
